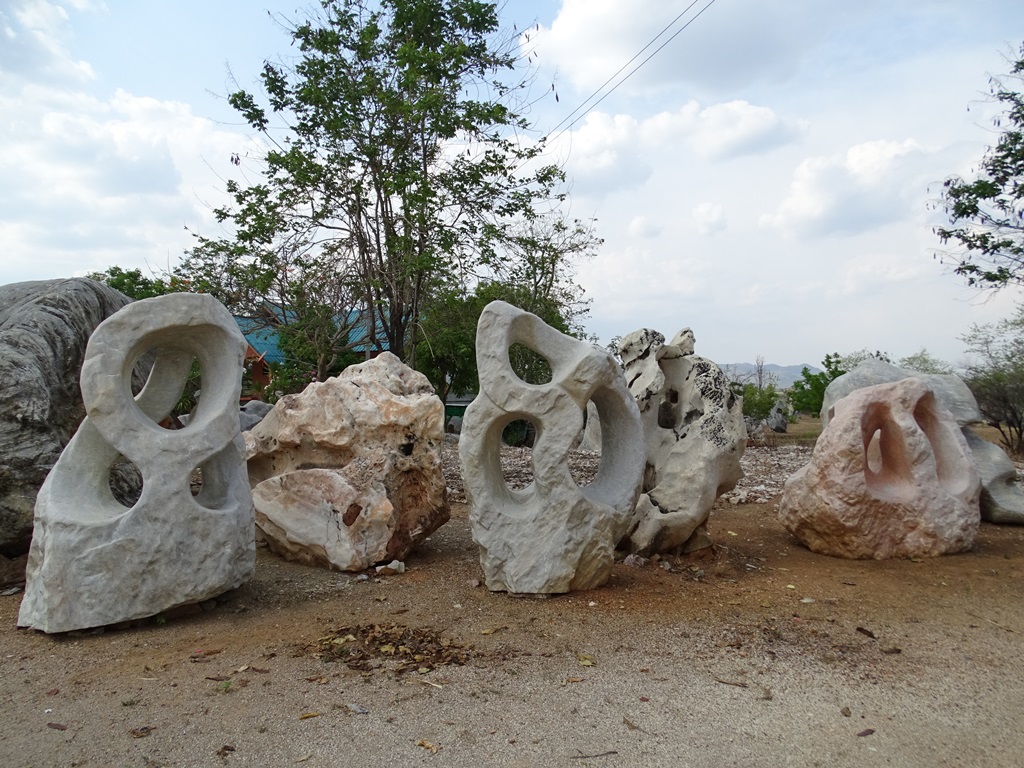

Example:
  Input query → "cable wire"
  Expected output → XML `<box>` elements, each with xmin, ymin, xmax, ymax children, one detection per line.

<box><xmin>544</xmin><ymin>0</ymin><xmax>719</xmax><ymax>142</ymax></box>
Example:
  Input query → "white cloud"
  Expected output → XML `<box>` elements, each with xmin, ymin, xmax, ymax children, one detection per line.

<box><xmin>681</xmin><ymin>100</ymin><xmax>803</xmax><ymax>160</ymax></box>
<box><xmin>760</xmin><ymin>139</ymin><xmax>927</xmax><ymax>237</ymax></box>
<box><xmin>534</xmin><ymin>0</ymin><xmax>832</xmax><ymax>96</ymax></box>
<box><xmin>692</xmin><ymin>202</ymin><xmax>724</xmax><ymax>235</ymax></box>
<box><xmin>0</xmin><ymin>0</ymin><xmax>96</xmax><ymax>84</ymax></box>
<box><xmin>627</xmin><ymin>215</ymin><xmax>660</xmax><ymax>238</ymax></box>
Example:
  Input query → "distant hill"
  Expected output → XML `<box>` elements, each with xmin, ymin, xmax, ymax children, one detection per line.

<box><xmin>722</xmin><ymin>362</ymin><xmax>821</xmax><ymax>389</ymax></box>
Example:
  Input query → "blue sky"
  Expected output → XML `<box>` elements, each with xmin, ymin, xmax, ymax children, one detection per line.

<box><xmin>3</xmin><ymin>0</ymin><xmax>1024</xmax><ymax>367</ymax></box>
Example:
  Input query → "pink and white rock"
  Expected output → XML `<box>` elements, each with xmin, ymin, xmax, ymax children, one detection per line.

<box><xmin>459</xmin><ymin>301</ymin><xmax>645</xmax><ymax>594</ymax></box>
<box><xmin>618</xmin><ymin>328</ymin><xmax>746</xmax><ymax>555</ymax></box>
<box><xmin>18</xmin><ymin>294</ymin><xmax>255</xmax><ymax>633</ymax></box>
<box><xmin>779</xmin><ymin>378</ymin><xmax>981</xmax><ymax>559</ymax></box>
<box><xmin>822</xmin><ymin>357</ymin><xmax>1024</xmax><ymax>524</ymax></box>
<box><xmin>246</xmin><ymin>352</ymin><xmax>449</xmax><ymax>571</ymax></box>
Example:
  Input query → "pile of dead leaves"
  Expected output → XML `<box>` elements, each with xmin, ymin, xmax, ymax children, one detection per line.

<box><xmin>307</xmin><ymin>623</ymin><xmax>473</xmax><ymax>674</ymax></box>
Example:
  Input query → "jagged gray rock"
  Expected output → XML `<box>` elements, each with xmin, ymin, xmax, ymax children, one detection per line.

<box><xmin>0</xmin><ymin>279</ymin><xmax>137</xmax><ymax>556</ymax></box>
<box><xmin>18</xmin><ymin>294</ymin><xmax>255</xmax><ymax>633</ymax></box>
<box><xmin>617</xmin><ymin>328</ymin><xmax>746</xmax><ymax>555</ymax></box>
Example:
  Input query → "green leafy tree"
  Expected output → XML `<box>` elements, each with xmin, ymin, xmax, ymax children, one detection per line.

<box><xmin>415</xmin><ymin>213</ymin><xmax>598</xmax><ymax>400</ymax></box>
<box><xmin>935</xmin><ymin>42</ymin><xmax>1024</xmax><ymax>288</ymax></box>
<box><xmin>186</xmin><ymin>0</ymin><xmax>572</xmax><ymax>369</ymax></box>
<box><xmin>741</xmin><ymin>382</ymin><xmax>780</xmax><ymax>423</ymax></box>
<box><xmin>87</xmin><ymin>266</ymin><xmax>183</xmax><ymax>300</ymax></box>
<box><xmin>788</xmin><ymin>353</ymin><xmax>846</xmax><ymax>414</ymax></box>
<box><xmin>837</xmin><ymin>348</ymin><xmax>892</xmax><ymax>370</ymax></box>
<box><xmin>961</xmin><ymin>305</ymin><xmax>1024</xmax><ymax>454</ymax></box>
<box><xmin>898</xmin><ymin>348</ymin><xmax>954</xmax><ymax>374</ymax></box>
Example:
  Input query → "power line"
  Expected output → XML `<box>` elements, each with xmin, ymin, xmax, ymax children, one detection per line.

<box><xmin>544</xmin><ymin>0</ymin><xmax>719</xmax><ymax>143</ymax></box>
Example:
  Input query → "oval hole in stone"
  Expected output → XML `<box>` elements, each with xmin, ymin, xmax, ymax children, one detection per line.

<box><xmin>189</xmin><ymin>465</ymin><xmax>204</xmax><ymax>498</ymax></box>
<box><xmin>109</xmin><ymin>455</ymin><xmax>143</xmax><ymax>508</ymax></box>
<box><xmin>865</xmin><ymin>428</ymin><xmax>883</xmax><ymax>474</ymax></box>
<box><xmin>508</xmin><ymin>343</ymin><xmax>553</xmax><ymax>385</ymax></box>
<box><xmin>571</xmin><ymin>401</ymin><xmax>601</xmax><ymax>487</ymax></box>
<box><xmin>163</xmin><ymin>356</ymin><xmax>203</xmax><ymax>430</ymax></box>
<box><xmin>501</xmin><ymin>418</ymin><xmax>537</xmax><ymax>491</ymax></box>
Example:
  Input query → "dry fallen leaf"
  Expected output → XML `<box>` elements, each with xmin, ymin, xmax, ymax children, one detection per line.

<box><xmin>623</xmin><ymin>717</ymin><xmax>640</xmax><ymax>731</ymax></box>
<box><xmin>857</xmin><ymin>728</ymin><xmax>876</xmax><ymax>737</ymax></box>
<box><xmin>46</xmin><ymin>722</ymin><xmax>67</xmax><ymax>731</ymax></box>
<box><xmin>416</xmin><ymin>738</ymin><xmax>442</xmax><ymax>753</ymax></box>
<box><xmin>129</xmin><ymin>726</ymin><xmax>155</xmax><ymax>738</ymax></box>
<box><xmin>480</xmin><ymin>626</ymin><xmax>507</xmax><ymax>635</ymax></box>
<box><xmin>577</xmin><ymin>653</ymin><xmax>595</xmax><ymax>667</ymax></box>
<box><xmin>299</xmin><ymin>712</ymin><xmax>321</xmax><ymax>720</ymax></box>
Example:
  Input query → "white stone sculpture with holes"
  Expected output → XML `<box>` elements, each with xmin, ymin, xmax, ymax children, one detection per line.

<box><xmin>459</xmin><ymin>301</ymin><xmax>645</xmax><ymax>594</ymax></box>
<box><xmin>779</xmin><ymin>377</ymin><xmax>981</xmax><ymax>559</ymax></box>
<box><xmin>18</xmin><ymin>294</ymin><xmax>255</xmax><ymax>633</ymax></box>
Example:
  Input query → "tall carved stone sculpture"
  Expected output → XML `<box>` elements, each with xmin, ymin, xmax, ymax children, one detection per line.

<box><xmin>779</xmin><ymin>378</ymin><xmax>981</xmax><ymax>559</ymax></box>
<box><xmin>618</xmin><ymin>328</ymin><xmax>746</xmax><ymax>555</ymax></box>
<box><xmin>460</xmin><ymin>301</ymin><xmax>645</xmax><ymax>593</ymax></box>
<box><xmin>18</xmin><ymin>294</ymin><xmax>255</xmax><ymax>633</ymax></box>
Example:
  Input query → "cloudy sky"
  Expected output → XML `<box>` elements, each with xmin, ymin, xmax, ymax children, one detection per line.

<box><xmin>3</xmin><ymin>0</ymin><xmax>1024</xmax><ymax>367</ymax></box>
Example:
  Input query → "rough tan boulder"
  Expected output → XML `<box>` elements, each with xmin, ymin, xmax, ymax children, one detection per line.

<box><xmin>779</xmin><ymin>378</ymin><xmax>981</xmax><ymax>559</ymax></box>
<box><xmin>246</xmin><ymin>353</ymin><xmax>449</xmax><ymax>571</ymax></box>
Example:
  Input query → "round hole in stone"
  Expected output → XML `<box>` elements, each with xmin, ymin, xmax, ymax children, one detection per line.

<box><xmin>109</xmin><ymin>455</ymin><xmax>143</xmax><ymax>508</ymax></box>
<box><xmin>162</xmin><ymin>356</ymin><xmax>203</xmax><ymax>430</ymax></box>
<box><xmin>571</xmin><ymin>400</ymin><xmax>601</xmax><ymax>488</ymax></box>
<box><xmin>508</xmin><ymin>343</ymin><xmax>553</xmax><ymax>385</ymax></box>
<box><xmin>500</xmin><ymin>418</ymin><xmax>537</xmax><ymax>491</ymax></box>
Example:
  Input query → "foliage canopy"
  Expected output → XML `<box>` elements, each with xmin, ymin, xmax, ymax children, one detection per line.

<box><xmin>181</xmin><ymin>0</ymin><xmax>586</xmax><ymax>388</ymax></box>
<box><xmin>935</xmin><ymin>42</ymin><xmax>1024</xmax><ymax>289</ymax></box>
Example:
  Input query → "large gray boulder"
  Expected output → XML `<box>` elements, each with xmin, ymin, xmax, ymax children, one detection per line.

<box><xmin>0</xmin><ymin>279</ymin><xmax>135</xmax><ymax>556</ymax></box>
<box><xmin>822</xmin><ymin>358</ymin><xmax>981</xmax><ymax>426</ymax></box>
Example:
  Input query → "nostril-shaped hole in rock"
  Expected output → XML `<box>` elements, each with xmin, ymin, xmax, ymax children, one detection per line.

<box><xmin>509</xmin><ymin>343</ymin><xmax>553</xmax><ymax>385</ymax></box>
<box><xmin>109</xmin><ymin>455</ymin><xmax>143</xmax><ymax>508</ymax></box>
<box><xmin>501</xmin><ymin>418</ymin><xmax>537</xmax><ymax>491</ymax></box>
<box><xmin>866</xmin><ymin>428</ymin><xmax>883</xmax><ymax>474</ymax></box>
<box><xmin>400</xmin><ymin>440</ymin><xmax>414</xmax><ymax>456</ymax></box>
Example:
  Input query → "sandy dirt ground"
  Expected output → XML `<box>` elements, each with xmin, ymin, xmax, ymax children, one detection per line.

<box><xmin>2</xmin><ymin>436</ymin><xmax>1024</xmax><ymax>767</ymax></box>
